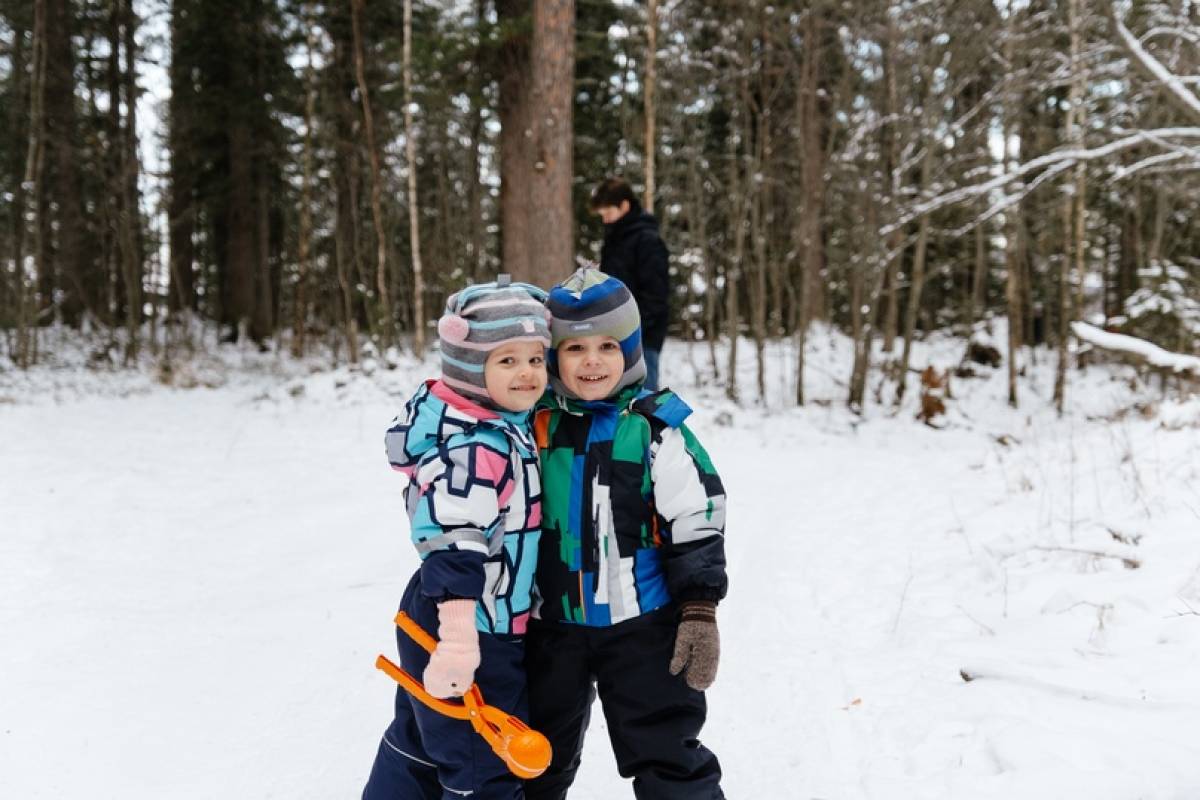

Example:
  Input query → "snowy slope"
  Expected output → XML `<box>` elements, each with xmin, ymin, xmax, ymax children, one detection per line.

<box><xmin>2</xmin><ymin>333</ymin><xmax>1198</xmax><ymax>799</ymax></box>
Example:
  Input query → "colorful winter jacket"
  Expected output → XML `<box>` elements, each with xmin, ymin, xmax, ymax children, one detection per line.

<box><xmin>532</xmin><ymin>386</ymin><xmax>727</xmax><ymax>626</ymax></box>
<box><xmin>385</xmin><ymin>379</ymin><xmax>542</xmax><ymax>636</ymax></box>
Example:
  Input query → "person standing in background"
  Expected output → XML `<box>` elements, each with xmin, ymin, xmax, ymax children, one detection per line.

<box><xmin>589</xmin><ymin>177</ymin><xmax>670</xmax><ymax>391</ymax></box>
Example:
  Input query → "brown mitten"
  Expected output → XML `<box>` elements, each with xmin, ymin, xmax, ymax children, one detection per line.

<box><xmin>668</xmin><ymin>601</ymin><xmax>720</xmax><ymax>691</ymax></box>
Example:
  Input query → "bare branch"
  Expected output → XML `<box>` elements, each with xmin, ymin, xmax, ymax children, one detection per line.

<box><xmin>1109</xmin><ymin>2</ymin><xmax>1200</xmax><ymax>127</ymax></box>
<box><xmin>882</xmin><ymin>128</ymin><xmax>1200</xmax><ymax>235</ymax></box>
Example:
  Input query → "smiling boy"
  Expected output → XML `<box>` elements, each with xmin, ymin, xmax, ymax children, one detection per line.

<box><xmin>525</xmin><ymin>268</ymin><xmax>728</xmax><ymax>800</ymax></box>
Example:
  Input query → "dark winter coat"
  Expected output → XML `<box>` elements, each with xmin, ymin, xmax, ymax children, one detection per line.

<box><xmin>599</xmin><ymin>208</ymin><xmax>670</xmax><ymax>351</ymax></box>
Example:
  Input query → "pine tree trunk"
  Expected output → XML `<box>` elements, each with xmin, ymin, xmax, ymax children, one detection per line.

<box><xmin>794</xmin><ymin>7</ymin><xmax>824</xmax><ymax>405</ymax></box>
<box><xmin>44</xmin><ymin>0</ymin><xmax>93</xmax><ymax>325</ymax></box>
<box><xmin>167</xmin><ymin>2</ymin><xmax>197</xmax><ymax>320</ymax></box>
<box><xmin>403</xmin><ymin>0</ymin><xmax>426</xmax><ymax>353</ymax></box>
<box><xmin>351</xmin><ymin>0</ymin><xmax>392</xmax><ymax>343</ymax></box>
<box><xmin>643</xmin><ymin>0</ymin><xmax>657</xmax><ymax>213</ymax></box>
<box><xmin>725</xmin><ymin>86</ymin><xmax>748</xmax><ymax>405</ymax></box>
<box><xmin>293</xmin><ymin>3</ymin><xmax>318</xmax><ymax>358</ymax></box>
<box><xmin>895</xmin><ymin>146</ymin><xmax>933</xmax><ymax>406</ymax></box>
<box><xmin>498</xmin><ymin>0</ymin><xmax>533</xmax><ymax>282</ymax></box>
<box><xmin>527</xmin><ymin>0</ymin><xmax>575</xmax><ymax>286</ymax></box>
<box><xmin>4</xmin><ymin>11</ymin><xmax>29</xmax><ymax>359</ymax></box>
<box><xmin>15</xmin><ymin>0</ymin><xmax>47</xmax><ymax>366</ymax></box>
<box><xmin>119</xmin><ymin>0</ymin><xmax>143</xmax><ymax>361</ymax></box>
<box><xmin>330</xmin><ymin>6</ymin><xmax>363</xmax><ymax>361</ymax></box>
<box><xmin>968</xmin><ymin>206</ymin><xmax>986</xmax><ymax>329</ymax></box>
<box><xmin>1055</xmin><ymin>0</ymin><xmax>1081</xmax><ymax>413</ymax></box>
<box><xmin>1003</xmin><ymin>8</ymin><xmax>1021</xmax><ymax>408</ymax></box>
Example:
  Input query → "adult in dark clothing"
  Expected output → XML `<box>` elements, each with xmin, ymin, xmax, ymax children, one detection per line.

<box><xmin>590</xmin><ymin>177</ymin><xmax>670</xmax><ymax>391</ymax></box>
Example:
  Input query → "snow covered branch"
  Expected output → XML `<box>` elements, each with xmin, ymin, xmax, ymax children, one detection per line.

<box><xmin>1109</xmin><ymin>3</ymin><xmax>1200</xmax><ymax>127</ymax></box>
<box><xmin>1071</xmin><ymin>322</ymin><xmax>1200</xmax><ymax>378</ymax></box>
<box><xmin>882</xmin><ymin>129</ymin><xmax>1200</xmax><ymax>235</ymax></box>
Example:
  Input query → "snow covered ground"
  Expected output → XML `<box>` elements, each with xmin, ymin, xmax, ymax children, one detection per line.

<box><xmin>2</xmin><ymin>330</ymin><xmax>1199</xmax><ymax>799</ymax></box>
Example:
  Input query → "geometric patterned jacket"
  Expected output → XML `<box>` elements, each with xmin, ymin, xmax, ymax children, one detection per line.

<box><xmin>385</xmin><ymin>379</ymin><xmax>542</xmax><ymax>636</ymax></box>
<box><xmin>532</xmin><ymin>386</ymin><xmax>727</xmax><ymax>627</ymax></box>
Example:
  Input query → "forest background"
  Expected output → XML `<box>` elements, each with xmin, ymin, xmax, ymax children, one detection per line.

<box><xmin>1</xmin><ymin>0</ymin><xmax>1199</xmax><ymax>411</ymax></box>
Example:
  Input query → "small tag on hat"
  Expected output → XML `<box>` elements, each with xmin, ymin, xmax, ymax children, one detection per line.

<box><xmin>570</xmin><ymin>322</ymin><xmax>594</xmax><ymax>332</ymax></box>
<box><xmin>496</xmin><ymin>273</ymin><xmax>512</xmax><ymax>287</ymax></box>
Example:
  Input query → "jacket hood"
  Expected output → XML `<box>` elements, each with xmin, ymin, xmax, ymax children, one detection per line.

<box><xmin>385</xmin><ymin>379</ymin><xmax>530</xmax><ymax>473</ymax></box>
<box><xmin>604</xmin><ymin>208</ymin><xmax>660</xmax><ymax>242</ymax></box>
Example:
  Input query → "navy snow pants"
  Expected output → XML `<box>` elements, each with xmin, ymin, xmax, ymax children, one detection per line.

<box><xmin>363</xmin><ymin>573</ymin><xmax>527</xmax><ymax>800</ymax></box>
<box><xmin>522</xmin><ymin>605</ymin><xmax>724</xmax><ymax>800</ymax></box>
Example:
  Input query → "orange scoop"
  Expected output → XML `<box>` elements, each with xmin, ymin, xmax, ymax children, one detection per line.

<box><xmin>375</xmin><ymin>611</ymin><xmax>552</xmax><ymax>779</ymax></box>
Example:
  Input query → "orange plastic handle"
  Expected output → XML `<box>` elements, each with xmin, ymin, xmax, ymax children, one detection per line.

<box><xmin>375</xmin><ymin>611</ymin><xmax>552</xmax><ymax>778</ymax></box>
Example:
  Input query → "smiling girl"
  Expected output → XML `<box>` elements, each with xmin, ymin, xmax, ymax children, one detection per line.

<box><xmin>364</xmin><ymin>277</ymin><xmax>550</xmax><ymax>800</ymax></box>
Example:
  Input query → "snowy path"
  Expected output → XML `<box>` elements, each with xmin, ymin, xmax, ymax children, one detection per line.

<box><xmin>3</xmin><ymin>354</ymin><xmax>1199</xmax><ymax>799</ymax></box>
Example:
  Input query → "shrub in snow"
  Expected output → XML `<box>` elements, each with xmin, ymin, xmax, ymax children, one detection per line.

<box><xmin>1119</xmin><ymin>261</ymin><xmax>1200</xmax><ymax>355</ymax></box>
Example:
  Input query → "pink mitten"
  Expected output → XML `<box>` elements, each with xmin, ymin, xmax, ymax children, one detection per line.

<box><xmin>423</xmin><ymin>599</ymin><xmax>481</xmax><ymax>698</ymax></box>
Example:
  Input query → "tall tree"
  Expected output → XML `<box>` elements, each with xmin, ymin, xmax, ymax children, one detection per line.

<box><xmin>403</xmin><ymin>0</ymin><xmax>426</xmax><ymax>352</ymax></box>
<box><xmin>526</xmin><ymin>0</ymin><xmax>575</xmax><ymax>284</ymax></box>
<box><xmin>351</xmin><ymin>0</ymin><xmax>393</xmax><ymax>342</ymax></box>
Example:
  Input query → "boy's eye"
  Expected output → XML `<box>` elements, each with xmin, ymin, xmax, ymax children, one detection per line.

<box><xmin>600</xmin><ymin>342</ymin><xmax>619</xmax><ymax>351</ymax></box>
<box><xmin>564</xmin><ymin>344</ymin><xmax>584</xmax><ymax>353</ymax></box>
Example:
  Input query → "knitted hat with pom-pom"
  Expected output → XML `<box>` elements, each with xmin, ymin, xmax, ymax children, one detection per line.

<box><xmin>437</xmin><ymin>275</ymin><xmax>551</xmax><ymax>406</ymax></box>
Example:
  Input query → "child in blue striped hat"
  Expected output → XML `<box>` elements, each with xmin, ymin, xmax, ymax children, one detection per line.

<box><xmin>364</xmin><ymin>276</ymin><xmax>552</xmax><ymax>800</ymax></box>
<box><xmin>526</xmin><ymin>268</ymin><xmax>729</xmax><ymax>800</ymax></box>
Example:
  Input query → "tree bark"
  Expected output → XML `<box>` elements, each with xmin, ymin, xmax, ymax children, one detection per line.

<box><xmin>643</xmin><ymin>0</ymin><xmax>657</xmax><ymax>213</ymax></box>
<box><xmin>403</xmin><ymin>0</ymin><xmax>426</xmax><ymax>352</ymax></box>
<box><xmin>794</xmin><ymin>7</ymin><xmax>825</xmax><ymax>405</ymax></box>
<box><xmin>15</xmin><ymin>0</ymin><xmax>47</xmax><ymax>366</ymax></box>
<box><xmin>351</xmin><ymin>0</ymin><xmax>393</xmax><ymax>343</ymax></box>
<box><xmin>895</xmin><ymin>145</ymin><xmax>934</xmax><ymax>405</ymax></box>
<box><xmin>293</xmin><ymin>3</ymin><xmax>318</xmax><ymax>358</ymax></box>
<box><xmin>167</xmin><ymin>0</ymin><xmax>197</xmax><ymax>319</ymax></box>
<box><xmin>498</xmin><ymin>0</ymin><xmax>533</xmax><ymax>281</ymax></box>
<box><xmin>1055</xmin><ymin>0</ymin><xmax>1084</xmax><ymax>414</ymax></box>
<box><xmin>43</xmin><ymin>0</ymin><xmax>93</xmax><ymax>325</ymax></box>
<box><xmin>527</xmin><ymin>0</ymin><xmax>575</xmax><ymax>285</ymax></box>
<box><xmin>119</xmin><ymin>0</ymin><xmax>143</xmax><ymax>360</ymax></box>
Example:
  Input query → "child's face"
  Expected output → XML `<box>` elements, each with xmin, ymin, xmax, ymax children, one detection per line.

<box><xmin>484</xmin><ymin>340</ymin><xmax>547</xmax><ymax>412</ymax></box>
<box><xmin>556</xmin><ymin>336</ymin><xmax>624</xmax><ymax>401</ymax></box>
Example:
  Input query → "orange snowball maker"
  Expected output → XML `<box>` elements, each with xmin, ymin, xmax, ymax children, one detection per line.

<box><xmin>375</xmin><ymin>611</ymin><xmax>552</xmax><ymax>779</ymax></box>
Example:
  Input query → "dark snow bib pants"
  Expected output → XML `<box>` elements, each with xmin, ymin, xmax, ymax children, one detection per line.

<box><xmin>363</xmin><ymin>573</ymin><xmax>527</xmax><ymax>800</ymax></box>
<box><xmin>522</xmin><ymin>606</ymin><xmax>724</xmax><ymax>800</ymax></box>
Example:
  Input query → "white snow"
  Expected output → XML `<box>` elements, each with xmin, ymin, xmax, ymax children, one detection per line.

<box><xmin>3</xmin><ymin>330</ymin><xmax>1200</xmax><ymax>799</ymax></box>
<box><xmin>1072</xmin><ymin>321</ymin><xmax>1200</xmax><ymax>376</ymax></box>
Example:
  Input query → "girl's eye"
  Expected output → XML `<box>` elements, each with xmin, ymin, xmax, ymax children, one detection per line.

<box><xmin>531</xmin><ymin>356</ymin><xmax>544</xmax><ymax>365</ymax></box>
<box><xmin>499</xmin><ymin>357</ymin><xmax>515</xmax><ymax>366</ymax></box>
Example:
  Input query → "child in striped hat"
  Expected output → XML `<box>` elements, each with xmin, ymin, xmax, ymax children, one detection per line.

<box><xmin>526</xmin><ymin>268</ymin><xmax>729</xmax><ymax>799</ymax></box>
<box><xmin>364</xmin><ymin>276</ymin><xmax>551</xmax><ymax>800</ymax></box>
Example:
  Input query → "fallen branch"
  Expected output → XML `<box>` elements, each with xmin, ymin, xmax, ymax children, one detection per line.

<box><xmin>1071</xmin><ymin>322</ymin><xmax>1200</xmax><ymax>379</ymax></box>
<box><xmin>1029</xmin><ymin>544</ymin><xmax>1141</xmax><ymax>570</ymax></box>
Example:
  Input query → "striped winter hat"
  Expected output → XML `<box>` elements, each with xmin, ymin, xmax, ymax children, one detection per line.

<box><xmin>546</xmin><ymin>268</ymin><xmax>646</xmax><ymax>399</ymax></box>
<box><xmin>437</xmin><ymin>275</ymin><xmax>551</xmax><ymax>406</ymax></box>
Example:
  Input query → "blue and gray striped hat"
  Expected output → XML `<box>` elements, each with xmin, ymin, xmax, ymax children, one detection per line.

<box><xmin>546</xmin><ymin>268</ymin><xmax>646</xmax><ymax>399</ymax></box>
<box><xmin>437</xmin><ymin>275</ymin><xmax>551</xmax><ymax>405</ymax></box>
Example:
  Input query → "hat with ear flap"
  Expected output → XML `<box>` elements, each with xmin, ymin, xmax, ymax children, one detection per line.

<box><xmin>546</xmin><ymin>268</ymin><xmax>646</xmax><ymax>400</ymax></box>
<box><xmin>437</xmin><ymin>274</ymin><xmax>551</xmax><ymax>405</ymax></box>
